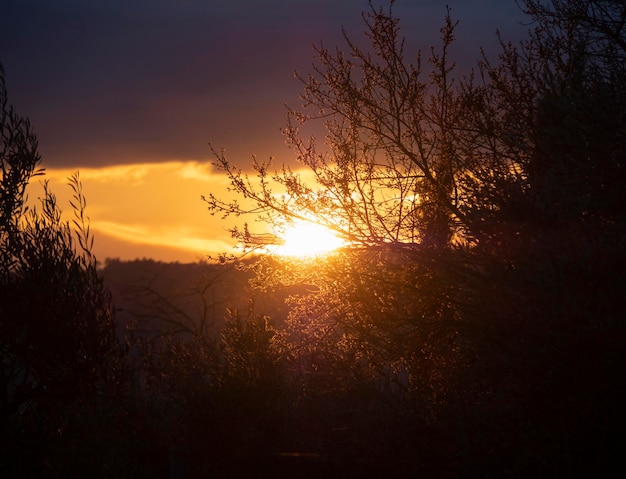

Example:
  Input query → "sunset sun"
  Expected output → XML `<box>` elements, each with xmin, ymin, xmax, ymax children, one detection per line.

<box><xmin>273</xmin><ymin>221</ymin><xmax>344</xmax><ymax>257</ymax></box>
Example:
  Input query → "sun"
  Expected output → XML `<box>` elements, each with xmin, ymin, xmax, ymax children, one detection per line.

<box><xmin>273</xmin><ymin>220</ymin><xmax>344</xmax><ymax>257</ymax></box>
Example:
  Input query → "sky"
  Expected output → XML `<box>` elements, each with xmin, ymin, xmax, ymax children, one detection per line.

<box><xmin>1</xmin><ymin>0</ymin><xmax>528</xmax><ymax>263</ymax></box>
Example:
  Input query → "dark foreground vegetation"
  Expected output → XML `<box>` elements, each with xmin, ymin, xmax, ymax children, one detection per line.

<box><xmin>2</xmin><ymin>1</ymin><xmax>626</xmax><ymax>477</ymax></box>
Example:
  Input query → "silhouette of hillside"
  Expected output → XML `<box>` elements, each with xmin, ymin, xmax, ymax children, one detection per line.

<box><xmin>100</xmin><ymin>258</ymin><xmax>296</xmax><ymax>342</ymax></box>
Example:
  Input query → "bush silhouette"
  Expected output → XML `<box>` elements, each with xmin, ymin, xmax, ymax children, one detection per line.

<box><xmin>0</xmin><ymin>64</ymin><xmax>129</xmax><ymax>477</ymax></box>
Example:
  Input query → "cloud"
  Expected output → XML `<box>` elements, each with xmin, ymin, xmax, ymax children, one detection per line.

<box><xmin>25</xmin><ymin>161</ymin><xmax>242</xmax><ymax>261</ymax></box>
<box><xmin>43</xmin><ymin>164</ymin><xmax>151</xmax><ymax>185</ymax></box>
<box><xmin>42</xmin><ymin>161</ymin><xmax>218</xmax><ymax>186</ymax></box>
<box><xmin>176</xmin><ymin>161</ymin><xmax>215</xmax><ymax>183</ymax></box>
<box><xmin>92</xmin><ymin>220</ymin><xmax>234</xmax><ymax>256</ymax></box>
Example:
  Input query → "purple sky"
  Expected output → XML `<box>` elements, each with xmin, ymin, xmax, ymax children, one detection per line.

<box><xmin>2</xmin><ymin>0</ymin><xmax>528</xmax><ymax>169</ymax></box>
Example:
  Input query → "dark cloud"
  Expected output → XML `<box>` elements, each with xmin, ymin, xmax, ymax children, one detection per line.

<box><xmin>1</xmin><ymin>0</ymin><xmax>527</xmax><ymax>168</ymax></box>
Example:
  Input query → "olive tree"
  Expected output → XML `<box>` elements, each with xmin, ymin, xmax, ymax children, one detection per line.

<box><xmin>0</xmin><ymin>64</ymin><xmax>124</xmax><ymax>425</ymax></box>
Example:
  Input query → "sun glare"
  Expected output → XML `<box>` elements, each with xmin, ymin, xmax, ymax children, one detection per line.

<box><xmin>273</xmin><ymin>221</ymin><xmax>344</xmax><ymax>257</ymax></box>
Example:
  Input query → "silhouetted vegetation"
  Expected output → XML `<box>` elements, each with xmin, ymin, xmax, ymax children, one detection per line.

<box><xmin>2</xmin><ymin>0</ymin><xmax>626</xmax><ymax>477</ymax></box>
<box><xmin>203</xmin><ymin>0</ymin><xmax>626</xmax><ymax>477</ymax></box>
<box><xmin>0</xmin><ymin>65</ymin><xmax>129</xmax><ymax>476</ymax></box>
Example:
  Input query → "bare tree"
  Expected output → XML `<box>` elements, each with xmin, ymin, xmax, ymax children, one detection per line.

<box><xmin>205</xmin><ymin>3</ymin><xmax>472</xmax><ymax>252</ymax></box>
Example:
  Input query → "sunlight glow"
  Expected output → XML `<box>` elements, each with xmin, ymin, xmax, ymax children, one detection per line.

<box><xmin>273</xmin><ymin>220</ymin><xmax>344</xmax><ymax>257</ymax></box>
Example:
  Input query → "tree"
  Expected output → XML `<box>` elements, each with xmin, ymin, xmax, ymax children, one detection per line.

<box><xmin>0</xmin><ymin>64</ymin><xmax>125</xmax><ymax>430</ymax></box>
<box><xmin>206</xmin><ymin>4</ymin><xmax>468</xmax><ymax>252</ymax></box>
<box><xmin>204</xmin><ymin>1</ymin><xmax>626</xmax><ymax>475</ymax></box>
<box><xmin>466</xmin><ymin>0</ymin><xmax>626</xmax><ymax>236</ymax></box>
<box><xmin>206</xmin><ymin>0</ymin><xmax>626</xmax><ymax>250</ymax></box>
<box><xmin>203</xmin><ymin>1</ymin><xmax>511</xmax><ymax>398</ymax></box>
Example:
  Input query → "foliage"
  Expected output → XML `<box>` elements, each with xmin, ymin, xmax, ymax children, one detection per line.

<box><xmin>0</xmin><ymin>64</ymin><xmax>128</xmax><ymax>477</ymax></box>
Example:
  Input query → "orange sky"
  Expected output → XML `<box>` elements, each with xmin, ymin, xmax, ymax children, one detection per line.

<box><xmin>27</xmin><ymin>161</ymin><xmax>249</xmax><ymax>263</ymax></box>
<box><xmin>28</xmin><ymin>157</ymin><xmax>321</xmax><ymax>263</ymax></box>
